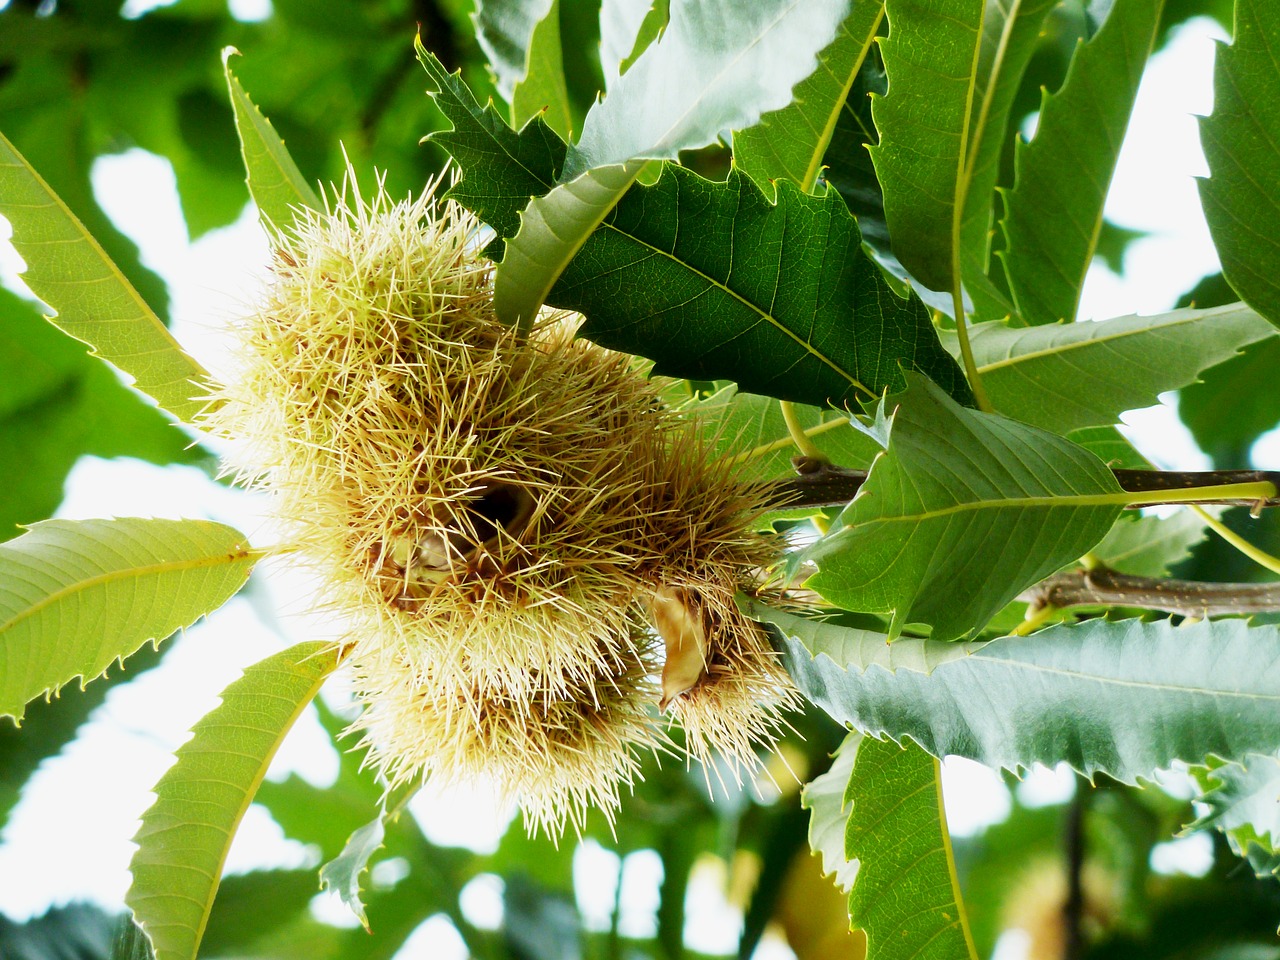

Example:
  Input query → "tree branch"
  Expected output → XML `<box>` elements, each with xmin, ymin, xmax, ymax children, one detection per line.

<box><xmin>1019</xmin><ymin>567</ymin><xmax>1280</xmax><ymax>618</ymax></box>
<box><xmin>767</xmin><ymin>460</ymin><xmax>1280</xmax><ymax>510</ymax></box>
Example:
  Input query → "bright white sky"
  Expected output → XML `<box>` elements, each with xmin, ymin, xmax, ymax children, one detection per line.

<box><xmin>0</xmin><ymin>12</ymin><xmax>1260</xmax><ymax>958</ymax></box>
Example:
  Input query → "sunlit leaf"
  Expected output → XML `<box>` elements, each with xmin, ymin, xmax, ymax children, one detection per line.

<box><xmin>1093</xmin><ymin>510</ymin><xmax>1209</xmax><ymax>577</ymax></box>
<box><xmin>846</xmin><ymin>736</ymin><xmax>977</xmax><ymax>960</ymax></box>
<box><xmin>0</xmin><ymin>131</ymin><xmax>210</xmax><ymax>425</ymax></box>
<box><xmin>511</xmin><ymin>0</ymin><xmax>573</xmax><ymax>139</ymax></box>
<box><xmin>1000</xmin><ymin>0</ymin><xmax>1163</xmax><ymax>325</ymax></box>
<box><xmin>0</xmin><ymin>518</ymin><xmax>257</xmax><ymax>722</ymax></box>
<box><xmin>127</xmin><ymin>641</ymin><xmax>339</xmax><ymax>960</ymax></box>
<box><xmin>803</xmin><ymin>374</ymin><xmax>1122</xmax><ymax>639</ymax></box>
<box><xmin>1199</xmin><ymin>0</ymin><xmax>1280</xmax><ymax>328</ymax></box>
<box><xmin>222</xmin><ymin>48</ymin><xmax>321</xmax><ymax>233</ymax></box>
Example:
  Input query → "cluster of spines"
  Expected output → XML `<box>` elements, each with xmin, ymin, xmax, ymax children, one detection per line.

<box><xmin>210</xmin><ymin>173</ymin><xmax>798</xmax><ymax>835</ymax></box>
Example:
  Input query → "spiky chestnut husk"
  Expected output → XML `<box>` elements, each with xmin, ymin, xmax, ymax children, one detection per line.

<box><xmin>206</xmin><ymin>173</ymin><xmax>798</xmax><ymax>831</ymax></box>
<box><xmin>353</xmin><ymin>632</ymin><xmax>667</xmax><ymax>836</ymax></box>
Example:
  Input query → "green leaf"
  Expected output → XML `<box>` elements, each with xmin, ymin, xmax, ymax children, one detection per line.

<box><xmin>1180</xmin><ymin>336</ymin><xmax>1280</xmax><ymax>463</ymax></box>
<box><xmin>869</xmin><ymin>0</ymin><xmax>985</xmax><ymax>292</ymax></box>
<box><xmin>222</xmin><ymin>48</ymin><xmax>321</xmax><ymax>233</ymax></box>
<box><xmin>1198</xmin><ymin>0</ymin><xmax>1280</xmax><ymax>329</ymax></box>
<box><xmin>958</xmin><ymin>0</ymin><xmax>1061</xmax><ymax>311</ymax></box>
<box><xmin>0</xmin><ymin>287</ymin><xmax>204</xmax><ymax>541</ymax></box>
<box><xmin>0</xmin><ymin>131</ymin><xmax>210</xmax><ymax>425</ymax></box>
<box><xmin>734</xmin><ymin>0</ymin><xmax>885</xmax><ymax>195</ymax></box>
<box><xmin>552</xmin><ymin>167</ymin><xmax>974</xmax><ymax>408</ymax></box>
<box><xmin>319</xmin><ymin>807</ymin><xmax>387</xmax><ymax>932</ymax></box>
<box><xmin>1193</xmin><ymin>753</ymin><xmax>1280</xmax><ymax>880</ymax></box>
<box><xmin>419</xmin><ymin>47</ymin><xmax>970</xmax><ymax>407</ymax></box>
<box><xmin>494</xmin><ymin>0</ymin><xmax>853</xmax><ymax>327</ymax></box>
<box><xmin>475</xmin><ymin>0</ymin><xmax>557</xmax><ymax>102</ymax></box>
<box><xmin>599</xmin><ymin>0</ymin><xmax>668</xmax><ymax>83</ymax></box>
<box><xmin>955</xmin><ymin>304</ymin><xmax>1277</xmax><ymax>433</ymax></box>
<box><xmin>846</xmin><ymin>736</ymin><xmax>977</xmax><ymax>960</ymax></box>
<box><xmin>804</xmin><ymin>374</ymin><xmax>1122</xmax><ymax>639</ymax></box>
<box><xmin>0</xmin><ymin>518</ymin><xmax>257</xmax><ymax>722</ymax></box>
<box><xmin>416</xmin><ymin>44</ymin><xmax>566</xmax><ymax>257</ymax></box>
<box><xmin>774</xmin><ymin>609</ymin><xmax>1280</xmax><ymax>785</ymax></box>
<box><xmin>511</xmin><ymin>0</ymin><xmax>573</xmax><ymax>139</ymax></box>
<box><xmin>127</xmin><ymin>641</ymin><xmax>339</xmax><ymax>960</ymax></box>
<box><xmin>1000</xmin><ymin>0</ymin><xmax>1164</xmax><ymax>326</ymax></box>
<box><xmin>820</xmin><ymin>43</ymin><xmax>890</xmax><ymax>251</ymax></box>
<box><xmin>1093</xmin><ymin>511</ymin><xmax>1209</xmax><ymax>578</ymax></box>
<box><xmin>686</xmin><ymin>384</ymin><xmax>880</xmax><ymax>484</ymax></box>
<box><xmin>801</xmin><ymin>730</ymin><xmax>862</xmax><ymax>892</ymax></box>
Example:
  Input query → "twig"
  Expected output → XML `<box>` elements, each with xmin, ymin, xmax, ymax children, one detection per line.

<box><xmin>1020</xmin><ymin>567</ymin><xmax>1280</xmax><ymax>618</ymax></box>
<box><xmin>767</xmin><ymin>462</ymin><xmax>1280</xmax><ymax>510</ymax></box>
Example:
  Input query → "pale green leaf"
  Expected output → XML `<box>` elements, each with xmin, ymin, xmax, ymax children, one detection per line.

<box><xmin>956</xmin><ymin>304</ymin><xmax>1277</xmax><ymax>433</ymax></box>
<box><xmin>801</xmin><ymin>731</ymin><xmax>862</xmax><ymax>892</ymax></box>
<box><xmin>686</xmin><ymin>384</ymin><xmax>879</xmax><ymax>484</ymax></box>
<box><xmin>1198</xmin><ymin>0</ymin><xmax>1280</xmax><ymax>328</ymax></box>
<box><xmin>510</xmin><ymin>0</ymin><xmax>573</xmax><ymax>139</ymax></box>
<box><xmin>869</xmin><ymin>0</ymin><xmax>985</xmax><ymax>292</ymax></box>
<box><xmin>319</xmin><ymin>808</ymin><xmax>387</xmax><ymax>931</ymax></box>
<box><xmin>475</xmin><ymin>0</ymin><xmax>556</xmax><ymax>101</ymax></box>
<box><xmin>599</xmin><ymin>0</ymin><xmax>668</xmax><ymax>85</ymax></box>
<box><xmin>222</xmin><ymin>48</ymin><xmax>321</xmax><ymax>233</ymax></box>
<box><xmin>0</xmin><ymin>131</ymin><xmax>209</xmax><ymax>425</ymax></box>
<box><xmin>1000</xmin><ymin>0</ymin><xmax>1164</xmax><ymax>325</ymax></box>
<box><xmin>804</xmin><ymin>374</ymin><xmax>1123</xmax><ymax>640</ymax></box>
<box><xmin>734</xmin><ymin>0</ymin><xmax>885</xmax><ymax>195</ymax></box>
<box><xmin>744</xmin><ymin>598</ymin><xmax>973</xmax><ymax>674</ymax></box>
<box><xmin>1093</xmin><ymin>510</ymin><xmax>1209</xmax><ymax>577</ymax></box>
<box><xmin>846</xmin><ymin>737</ymin><xmax>977</xmax><ymax>960</ymax></box>
<box><xmin>495</xmin><ymin>0</ymin><xmax>852</xmax><ymax>327</ymax></box>
<box><xmin>127</xmin><ymin>641</ymin><xmax>339</xmax><ymax>960</ymax></box>
<box><xmin>776</xmin><ymin>614</ymin><xmax>1280</xmax><ymax>785</ymax></box>
<box><xmin>1193</xmin><ymin>752</ymin><xmax>1280</xmax><ymax>880</ymax></box>
<box><xmin>0</xmin><ymin>519</ymin><xmax>257</xmax><ymax>722</ymax></box>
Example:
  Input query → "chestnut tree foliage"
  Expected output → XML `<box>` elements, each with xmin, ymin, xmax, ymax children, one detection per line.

<box><xmin>3</xmin><ymin>0</ymin><xmax>1280</xmax><ymax>958</ymax></box>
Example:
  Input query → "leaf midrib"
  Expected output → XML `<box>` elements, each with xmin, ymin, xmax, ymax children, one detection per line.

<box><xmin>0</xmin><ymin>546</ymin><xmax>251</xmax><ymax>637</ymax></box>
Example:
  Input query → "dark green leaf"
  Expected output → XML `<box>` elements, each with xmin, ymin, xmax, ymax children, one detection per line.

<box><xmin>869</xmin><ymin>0</ymin><xmax>985</xmax><ymax>292</ymax></box>
<box><xmin>128</xmin><ymin>641</ymin><xmax>339</xmax><ymax>960</ymax></box>
<box><xmin>846</xmin><ymin>737</ymin><xmax>977</xmax><ymax>960</ymax></box>
<box><xmin>803</xmin><ymin>374</ymin><xmax>1122</xmax><ymax>639</ymax></box>
<box><xmin>1199</xmin><ymin>0</ymin><xmax>1280</xmax><ymax>328</ymax></box>
<box><xmin>0</xmin><ymin>903</ymin><xmax>115</xmax><ymax>960</ymax></box>
<box><xmin>770</xmin><ymin>607</ymin><xmax>1280</xmax><ymax>785</ymax></box>
<box><xmin>552</xmin><ymin>167</ymin><xmax>974</xmax><ymax>409</ymax></box>
<box><xmin>1001</xmin><ymin>0</ymin><xmax>1163</xmax><ymax>325</ymax></box>
<box><xmin>0</xmin><ymin>518</ymin><xmax>257</xmax><ymax>722</ymax></box>
<box><xmin>1181</xmin><ymin>335</ymin><xmax>1280</xmax><ymax>463</ymax></box>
